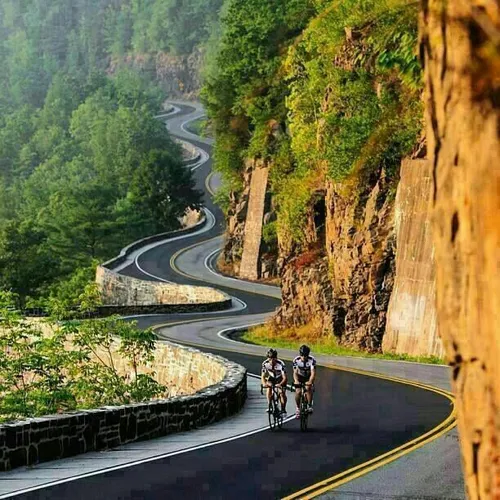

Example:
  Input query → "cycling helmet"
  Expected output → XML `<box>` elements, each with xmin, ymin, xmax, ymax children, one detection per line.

<box><xmin>267</xmin><ymin>348</ymin><xmax>278</xmax><ymax>359</ymax></box>
<box><xmin>299</xmin><ymin>344</ymin><xmax>310</xmax><ymax>356</ymax></box>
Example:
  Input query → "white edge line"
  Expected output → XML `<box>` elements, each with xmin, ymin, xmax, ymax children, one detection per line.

<box><xmin>217</xmin><ymin>323</ymin><xmax>266</xmax><ymax>345</ymax></box>
<box><xmin>0</xmin><ymin>106</ymin><xmax>288</xmax><ymax>499</ymax></box>
<box><xmin>204</xmin><ymin>247</ymin><xmax>282</xmax><ymax>297</ymax></box>
<box><xmin>0</xmin><ymin>376</ymin><xmax>295</xmax><ymax>500</ymax></box>
<box><xmin>133</xmin><ymin>208</ymin><xmax>216</xmax><ymax>283</ymax></box>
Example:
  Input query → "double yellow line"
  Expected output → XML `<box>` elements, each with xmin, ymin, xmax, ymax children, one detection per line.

<box><xmin>160</xmin><ymin>161</ymin><xmax>456</xmax><ymax>498</ymax></box>
<box><xmin>282</xmin><ymin>366</ymin><xmax>455</xmax><ymax>499</ymax></box>
<box><xmin>153</xmin><ymin>322</ymin><xmax>456</xmax><ymax>499</ymax></box>
<box><xmin>169</xmin><ymin>235</ymin><xmax>281</xmax><ymax>299</ymax></box>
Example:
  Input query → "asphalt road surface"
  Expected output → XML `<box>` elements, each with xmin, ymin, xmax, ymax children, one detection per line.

<box><xmin>11</xmin><ymin>103</ymin><xmax>454</xmax><ymax>500</ymax></box>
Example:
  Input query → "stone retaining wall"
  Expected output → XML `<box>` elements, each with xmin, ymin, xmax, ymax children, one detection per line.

<box><xmin>175</xmin><ymin>138</ymin><xmax>200</xmax><ymax>165</ymax></box>
<box><xmin>383</xmin><ymin>159</ymin><xmax>444</xmax><ymax>357</ymax></box>
<box><xmin>0</xmin><ymin>342</ymin><xmax>247</xmax><ymax>472</ymax></box>
<box><xmin>97</xmin><ymin>213</ymin><xmax>231</xmax><ymax>311</ymax></box>
<box><xmin>96</xmin><ymin>266</ymin><xmax>230</xmax><ymax>306</ymax></box>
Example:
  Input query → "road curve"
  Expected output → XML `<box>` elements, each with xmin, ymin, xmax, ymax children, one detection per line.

<box><xmin>12</xmin><ymin>104</ymin><xmax>455</xmax><ymax>500</ymax></box>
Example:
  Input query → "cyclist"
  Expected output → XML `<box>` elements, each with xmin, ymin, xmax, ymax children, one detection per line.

<box><xmin>293</xmin><ymin>344</ymin><xmax>316</xmax><ymax>418</ymax></box>
<box><xmin>261</xmin><ymin>348</ymin><xmax>288</xmax><ymax>415</ymax></box>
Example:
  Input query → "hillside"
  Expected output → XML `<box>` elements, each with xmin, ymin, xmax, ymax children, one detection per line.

<box><xmin>0</xmin><ymin>0</ymin><xmax>219</xmax><ymax>304</ymax></box>
<box><xmin>202</xmin><ymin>0</ymin><xmax>429</xmax><ymax>355</ymax></box>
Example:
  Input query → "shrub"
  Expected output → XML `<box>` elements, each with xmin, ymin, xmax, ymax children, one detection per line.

<box><xmin>0</xmin><ymin>291</ymin><xmax>167</xmax><ymax>423</ymax></box>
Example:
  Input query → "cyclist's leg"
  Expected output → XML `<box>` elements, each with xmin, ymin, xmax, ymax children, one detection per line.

<box><xmin>295</xmin><ymin>375</ymin><xmax>305</xmax><ymax>417</ymax></box>
<box><xmin>279</xmin><ymin>385</ymin><xmax>287</xmax><ymax>412</ymax></box>
<box><xmin>305</xmin><ymin>378</ymin><xmax>314</xmax><ymax>412</ymax></box>
<box><xmin>294</xmin><ymin>385</ymin><xmax>301</xmax><ymax>407</ymax></box>
<box><xmin>265</xmin><ymin>378</ymin><xmax>273</xmax><ymax>412</ymax></box>
<box><xmin>305</xmin><ymin>382</ymin><xmax>313</xmax><ymax>404</ymax></box>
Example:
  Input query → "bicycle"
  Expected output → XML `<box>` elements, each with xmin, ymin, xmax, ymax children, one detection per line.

<box><xmin>261</xmin><ymin>381</ymin><xmax>285</xmax><ymax>431</ymax></box>
<box><xmin>292</xmin><ymin>381</ymin><xmax>313</xmax><ymax>432</ymax></box>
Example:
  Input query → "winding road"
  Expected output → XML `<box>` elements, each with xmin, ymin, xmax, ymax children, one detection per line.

<box><xmin>11</xmin><ymin>103</ymin><xmax>457</xmax><ymax>499</ymax></box>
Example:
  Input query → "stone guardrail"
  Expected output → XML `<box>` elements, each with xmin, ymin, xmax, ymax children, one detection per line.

<box><xmin>98</xmin><ymin>210</ymin><xmax>232</xmax><ymax>311</ymax></box>
<box><xmin>0</xmin><ymin>341</ymin><xmax>247</xmax><ymax>471</ymax></box>
<box><xmin>102</xmin><ymin>212</ymin><xmax>207</xmax><ymax>271</ymax></box>
<box><xmin>175</xmin><ymin>138</ymin><xmax>201</xmax><ymax>166</ymax></box>
<box><xmin>96</xmin><ymin>265</ymin><xmax>232</xmax><ymax>311</ymax></box>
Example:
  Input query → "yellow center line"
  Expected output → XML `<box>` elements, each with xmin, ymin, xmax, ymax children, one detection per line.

<box><xmin>154</xmin><ymin>322</ymin><xmax>456</xmax><ymax>500</ymax></box>
<box><xmin>169</xmin><ymin>236</ymin><xmax>281</xmax><ymax>299</ymax></box>
<box><xmin>160</xmin><ymin>127</ymin><xmax>456</xmax><ymax>499</ymax></box>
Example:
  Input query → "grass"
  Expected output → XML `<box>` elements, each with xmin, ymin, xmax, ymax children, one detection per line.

<box><xmin>241</xmin><ymin>323</ymin><xmax>446</xmax><ymax>365</ymax></box>
<box><xmin>185</xmin><ymin>117</ymin><xmax>211</xmax><ymax>137</ymax></box>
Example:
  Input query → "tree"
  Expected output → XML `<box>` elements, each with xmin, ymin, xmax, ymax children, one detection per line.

<box><xmin>40</xmin><ymin>181</ymin><xmax>122</xmax><ymax>268</ymax></box>
<box><xmin>422</xmin><ymin>1</ymin><xmax>500</xmax><ymax>498</ymax></box>
<box><xmin>0</xmin><ymin>220</ymin><xmax>57</xmax><ymax>302</ymax></box>
<box><xmin>128</xmin><ymin>149</ymin><xmax>203</xmax><ymax>233</ymax></box>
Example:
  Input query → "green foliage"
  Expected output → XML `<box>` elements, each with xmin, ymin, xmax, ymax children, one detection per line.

<box><xmin>0</xmin><ymin>291</ymin><xmax>167</xmax><ymax>423</ymax></box>
<box><xmin>241</xmin><ymin>326</ymin><xmax>445</xmax><ymax>365</ymax></box>
<box><xmin>262</xmin><ymin>221</ymin><xmax>278</xmax><ymax>247</ymax></box>
<box><xmin>204</xmin><ymin>0</ymin><xmax>423</xmax><ymax>246</ymax></box>
<box><xmin>127</xmin><ymin>150</ymin><xmax>203</xmax><ymax>234</ymax></box>
<box><xmin>202</xmin><ymin>0</ymin><xmax>316</xmax><ymax>185</ymax></box>
<box><xmin>0</xmin><ymin>3</ymin><xmax>206</xmax><ymax>302</ymax></box>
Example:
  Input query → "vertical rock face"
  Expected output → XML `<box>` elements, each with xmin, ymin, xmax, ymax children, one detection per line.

<box><xmin>325</xmin><ymin>172</ymin><xmax>396</xmax><ymax>350</ymax></box>
<box><xmin>422</xmin><ymin>0</ymin><xmax>500</xmax><ymax>497</ymax></box>
<box><xmin>239</xmin><ymin>164</ymin><xmax>269</xmax><ymax>280</ymax></box>
<box><xmin>275</xmin><ymin>169</ymin><xmax>396</xmax><ymax>352</ymax></box>
<box><xmin>384</xmin><ymin>159</ymin><xmax>443</xmax><ymax>357</ymax></box>
<box><xmin>221</xmin><ymin>159</ymin><xmax>277</xmax><ymax>279</ymax></box>
<box><xmin>108</xmin><ymin>50</ymin><xmax>203</xmax><ymax>99</ymax></box>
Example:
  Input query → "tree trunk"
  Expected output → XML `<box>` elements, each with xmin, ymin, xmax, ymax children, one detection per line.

<box><xmin>421</xmin><ymin>1</ymin><xmax>500</xmax><ymax>498</ymax></box>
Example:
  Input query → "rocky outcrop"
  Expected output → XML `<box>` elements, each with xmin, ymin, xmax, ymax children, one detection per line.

<box><xmin>383</xmin><ymin>159</ymin><xmax>444</xmax><ymax>357</ymax></box>
<box><xmin>275</xmin><ymin>168</ymin><xmax>396</xmax><ymax>352</ymax></box>
<box><xmin>220</xmin><ymin>159</ymin><xmax>278</xmax><ymax>279</ymax></box>
<box><xmin>422</xmin><ymin>0</ymin><xmax>500</xmax><ymax>497</ymax></box>
<box><xmin>220</xmin><ymin>163</ymin><xmax>252</xmax><ymax>275</ymax></box>
<box><xmin>273</xmin><ymin>257</ymin><xmax>333</xmax><ymax>332</ymax></box>
<box><xmin>239</xmin><ymin>164</ymin><xmax>269</xmax><ymax>280</ymax></box>
<box><xmin>155</xmin><ymin>49</ymin><xmax>203</xmax><ymax>98</ymax></box>
<box><xmin>108</xmin><ymin>49</ymin><xmax>203</xmax><ymax>99</ymax></box>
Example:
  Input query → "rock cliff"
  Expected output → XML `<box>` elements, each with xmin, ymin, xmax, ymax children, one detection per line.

<box><xmin>274</xmin><ymin>167</ymin><xmax>396</xmax><ymax>352</ymax></box>
<box><xmin>422</xmin><ymin>0</ymin><xmax>500</xmax><ymax>496</ymax></box>
<box><xmin>108</xmin><ymin>49</ymin><xmax>203</xmax><ymax>99</ymax></box>
<box><xmin>220</xmin><ymin>159</ymin><xmax>278</xmax><ymax>280</ymax></box>
<box><xmin>383</xmin><ymin>159</ymin><xmax>443</xmax><ymax>357</ymax></box>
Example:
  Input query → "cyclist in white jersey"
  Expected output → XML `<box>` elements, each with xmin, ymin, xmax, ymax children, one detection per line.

<box><xmin>261</xmin><ymin>348</ymin><xmax>288</xmax><ymax>415</ymax></box>
<box><xmin>292</xmin><ymin>344</ymin><xmax>316</xmax><ymax>418</ymax></box>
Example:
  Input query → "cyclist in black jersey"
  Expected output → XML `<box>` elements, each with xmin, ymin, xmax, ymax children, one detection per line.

<box><xmin>261</xmin><ymin>348</ymin><xmax>288</xmax><ymax>415</ymax></box>
<box><xmin>292</xmin><ymin>344</ymin><xmax>316</xmax><ymax>418</ymax></box>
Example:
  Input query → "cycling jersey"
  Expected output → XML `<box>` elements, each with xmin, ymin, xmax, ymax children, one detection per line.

<box><xmin>293</xmin><ymin>355</ymin><xmax>317</xmax><ymax>379</ymax></box>
<box><xmin>262</xmin><ymin>359</ymin><xmax>286</xmax><ymax>380</ymax></box>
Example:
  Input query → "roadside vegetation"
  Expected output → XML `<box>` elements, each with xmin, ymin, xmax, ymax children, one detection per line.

<box><xmin>242</xmin><ymin>323</ymin><xmax>444</xmax><ymax>365</ymax></box>
<box><xmin>185</xmin><ymin>117</ymin><xmax>211</xmax><ymax>138</ymax></box>
<box><xmin>0</xmin><ymin>290</ymin><xmax>168</xmax><ymax>424</ymax></box>
<box><xmin>202</xmin><ymin>0</ymin><xmax>422</xmax><ymax>247</ymax></box>
<box><xmin>0</xmin><ymin>1</ymin><xmax>217</xmax><ymax>305</ymax></box>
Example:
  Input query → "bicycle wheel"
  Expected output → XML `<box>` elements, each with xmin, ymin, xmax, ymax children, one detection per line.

<box><xmin>268</xmin><ymin>399</ymin><xmax>276</xmax><ymax>430</ymax></box>
<box><xmin>300</xmin><ymin>396</ymin><xmax>308</xmax><ymax>432</ymax></box>
<box><xmin>274</xmin><ymin>397</ymin><xmax>283</xmax><ymax>429</ymax></box>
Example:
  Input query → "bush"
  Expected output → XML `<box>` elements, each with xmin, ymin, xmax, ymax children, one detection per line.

<box><xmin>0</xmin><ymin>291</ymin><xmax>167</xmax><ymax>423</ymax></box>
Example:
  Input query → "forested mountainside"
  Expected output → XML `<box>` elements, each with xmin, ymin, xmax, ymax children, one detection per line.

<box><xmin>203</xmin><ymin>0</ymin><xmax>425</xmax><ymax>353</ymax></box>
<box><xmin>0</xmin><ymin>0</ymin><xmax>223</xmax><ymax>304</ymax></box>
